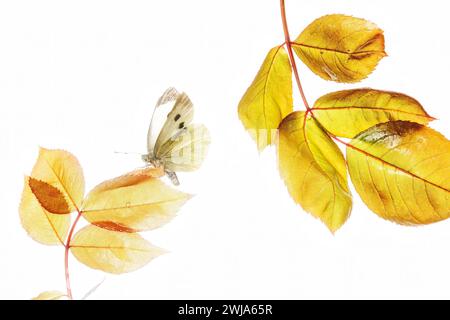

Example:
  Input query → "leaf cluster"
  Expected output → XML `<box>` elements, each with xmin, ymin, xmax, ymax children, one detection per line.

<box><xmin>20</xmin><ymin>148</ymin><xmax>191</xmax><ymax>297</ymax></box>
<box><xmin>238</xmin><ymin>14</ymin><xmax>450</xmax><ymax>232</ymax></box>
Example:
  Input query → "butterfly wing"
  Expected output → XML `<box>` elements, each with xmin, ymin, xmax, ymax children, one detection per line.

<box><xmin>147</xmin><ymin>87</ymin><xmax>180</xmax><ymax>155</ymax></box>
<box><xmin>156</xmin><ymin>124</ymin><xmax>211</xmax><ymax>172</ymax></box>
<box><xmin>154</xmin><ymin>92</ymin><xmax>194</xmax><ymax>154</ymax></box>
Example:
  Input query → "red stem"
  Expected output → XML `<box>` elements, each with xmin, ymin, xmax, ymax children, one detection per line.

<box><xmin>280</xmin><ymin>0</ymin><xmax>310</xmax><ymax>111</ymax></box>
<box><xmin>64</xmin><ymin>211</ymin><xmax>82</xmax><ymax>300</ymax></box>
<box><xmin>279</xmin><ymin>0</ymin><xmax>352</xmax><ymax>149</ymax></box>
<box><xmin>328</xmin><ymin>133</ymin><xmax>351</xmax><ymax>147</ymax></box>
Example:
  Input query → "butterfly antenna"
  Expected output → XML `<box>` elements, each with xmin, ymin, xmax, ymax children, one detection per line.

<box><xmin>114</xmin><ymin>151</ymin><xmax>144</xmax><ymax>156</ymax></box>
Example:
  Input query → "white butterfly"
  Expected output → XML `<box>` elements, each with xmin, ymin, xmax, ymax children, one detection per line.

<box><xmin>142</xmin><ymin>87</ymin><xmax>211</xmax><ymax>185</ymax></box>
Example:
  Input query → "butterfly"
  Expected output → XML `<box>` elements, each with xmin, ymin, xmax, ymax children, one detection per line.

<box><xmin>142</xmin><ymin>87</ymin><xmax>211</xmax><ymax>185</ymax></box>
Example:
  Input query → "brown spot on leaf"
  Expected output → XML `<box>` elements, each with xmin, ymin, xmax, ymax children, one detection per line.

<box><xmin>28</xmin><ymin>177</ymin><xmax>71</xmax><ymax>214</ymax></box>
<box><xmin>92</xmin><ymin>221</ymin><xmax>137</xmax><ymax>233</ymax></box>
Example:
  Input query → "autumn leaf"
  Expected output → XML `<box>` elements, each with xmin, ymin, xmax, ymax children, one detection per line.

<box><xmin>28</xmin><ymin>178</ymin><xmax>71</xmax><ymax>214</ymax></box>
<box><xmin>20</xmin><ymin>148</ymin><xmax>85</xmax><ymax>245</ymax></box>
<box><xmin>19</xmin><ymin>176</ymin><xmax>70</xmax><ymax>245</ymax></box>
<box><xmin>278</xmin><ymin>112</ymin><xmax>352</xmax><ymax>232</ymax></box>
<box><xmin>81</xmin><ymin>168</ymin><xmax>191</xmax><ymax>232</ymax></box>
<box><xmin>127</xmin><ymin>166</ymin><xmax>165</xmax><ymax>178</ymax></box>
<box><xmin>30</xmin><ymin>148</ymin><xmax>85</xmax><ymax>212</ymax></box>
<box><xmin>312</xmin><ymin>89</ymin><xmax>434</xmax><ymax>138</ymax></box>
<box><xmin>347</xmin><ymin>121</ymin><xmax>450</xmax><ymax>225</ymax></box>
<box><xmin>32</xmin><ymin>291</ymin><xmax>67</xmax><ymax>300</ymax></box>
<box><xmin>70</xmin><ymin>225</ymin><xmax>165</xmax><ymax>274</ymax></box>
<box><xmin>293</xmin><ymin>14</ymin><xmax>386</xmax><ymax>83</ymax></box>
<box><xmin>21</xmin><ymin>148</ymin><xmax>192</xmax><ymax>297</ymax></box>
<box><xmin>238</xmin><ymin>2</ymin><xmax>450</xmax><ymax>232</ymax></box>
<box><xmin>238</xmin><ymin>46</ymin><xmax>293</xmax><ymax>150</ymax></box>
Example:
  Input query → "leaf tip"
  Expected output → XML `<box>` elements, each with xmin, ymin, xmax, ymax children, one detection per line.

<box><xmin>158</xmin><ymin>247</ymin><xmax>170</xmax><ymax>256</ymax></box>
<box><xmin>186</xmin><ymin>193</ymin><xmax>195</xmax><ymax>200</ymax></box>
<box><xmin>32</xmin><ymin>290</ymin><xmax>67</xmax><ymax>300</ymax></box>
<box><xmin>326</xmin><ymin>223</ymin><xmax>342</xmax><ymax>235</ymax></box>
<box><xmin>37</xmin><ymin>146</ymin><xmax>51</xmax><ymax>157</ymax></box>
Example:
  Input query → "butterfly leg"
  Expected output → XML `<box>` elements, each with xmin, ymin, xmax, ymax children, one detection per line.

<box><xmin>166</xmin><ymin>171</ymin><xmax>180</xmax><ymax>186</ymax></box>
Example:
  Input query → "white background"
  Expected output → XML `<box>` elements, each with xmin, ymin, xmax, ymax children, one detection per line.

<box><xmin>0</xmin><ymin>0</ymin><xmax>449</xmax><ymax>300</ymax></box>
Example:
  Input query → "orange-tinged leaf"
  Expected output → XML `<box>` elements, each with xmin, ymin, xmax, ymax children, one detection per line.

<box><xmin>278</xmin><ymin>112</ymin><xmax>352</xmax><ymax>232</ymax></box>
<box><xmin>70</xmin><ymin>225</ymin><xmax>164</xmax><ymax>274</ymax></box>
<box><xmin>127</xmin><ymin>166</ymin><xmax>165</xmax><ymax>178</ymax></box>
<box><xmin>313</xmin><ymin>89</ymin><xmax>434</xmax><ymax>138</ymax></box>
<box><xmin>28</xmin><ymin>178</ymin><xmax>71</xmax><ymax>214</ymax></box>
<box><xmin>31</xmin><ymin>148</ymin><xmax>85</xmax><ymax>212</ymax></box>
<box><xmin>347</xmin><ymin>121</ymin><xmax>450</xmax><ymax>225</ymax></box>
<box><xmin>81</xmin><ymin>168</ymin><xmax>191</xmax><ymax>232</ymax></box>
<box><xmin>238</xmin><ymin>46</ymin><xmax>293</xmax><ymax>150</ymax></box>
<box><xmin>32</xmin><ymin>291</ymin><xmax>67</xmax><ymax>300</ymax></box>
<box><xmin>19</xmin><ymin>177</ymin><xmax>70</xmax><ymax>245</ymax></box>
<box><xmin>293</xmin><ymin>14</ymin><xmax>386</xmax><ymax>83</ymax></box>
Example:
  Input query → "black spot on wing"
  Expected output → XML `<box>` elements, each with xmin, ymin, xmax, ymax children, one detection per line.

<box><xmin>174</xmin><ymin>114</ymin><xmax>181</xmax><ymax>121</ymax></box>
<box><xmin>179</xmin><ymin>122</ymin><xmax>185</xmax><ymax>129</ymax></box>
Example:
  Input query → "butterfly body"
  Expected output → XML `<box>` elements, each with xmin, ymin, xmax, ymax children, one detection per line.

<box><xmin>141</xmin><ymin>154</ymin><xmax>163</xmax><ymax>171</ymax></box>
<box><xmin>143</xmin><ymin>88</ymin><xmax>210</xmax><ymax>185</ymax></box>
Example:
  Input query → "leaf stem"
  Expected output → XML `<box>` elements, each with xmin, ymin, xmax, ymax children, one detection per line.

<box><xmin>280</xmin><ymin>0</ymin><xmax>310</xmax><ymax>111</ymax></box>
<box><xmin>279</xmin><ymin>0</ymin><xmax>411</xmax><ymax>183</ymax></box>
<box><xmin>279</xmin><ymin>0</ymin><xmax>351</xmax><ymax>150</ymax></box>
<box><xmin>64</xmin><ymin>211</ymin><xmax>82</xmax><ymax>300</ymax></box>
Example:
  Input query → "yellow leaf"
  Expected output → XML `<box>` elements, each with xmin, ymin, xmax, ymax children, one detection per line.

<box><xmin>238</xmin><ymin>46</ymin><xmax>293</xmax><ymax>150</ymax></box>
<box><xmin>313</xmin><ymin>89</ymin><xmax>434</xmax><ymax>138</ymax></box>
<box><xmin>293</xmin><ymin>14</ymin><xmax>386</xmax><ymax>83</ymax></box>
<box><xmin>81</xmin><ymin>168</ymin><xmax>191</xmax><ymax>232</ymax></box>
<box><xmin>278</xmin><ymin>112</ymin><xmax>352</xmax><ymax>232</ymax></box>
<box><xmin>28</xmin><ymin>178</ymin><xmax>71</xmax><ymax>214</ymax></box>
<box><xmin>19</xmin><ymin>177</ymin><xmax>70</xmax><ymax>245</ymax></box>
<box><xmin>31</xmin><ymin>148</ymin><xmax>85</xmax><ymax>212</ymax></box>
<box><xmin>32</xmin><ymin>291</ymin><xmax>67</xmax><ymax>300</ymax></box>
<box><xmin>347</xmin><ymin>121</ymin><xmax>450</xmax><ymax>225</ymax></box>
<box><xmin>70</xmin><ymin>225</ymin><xmax>164</xmax><ymax>274</ymax></box>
